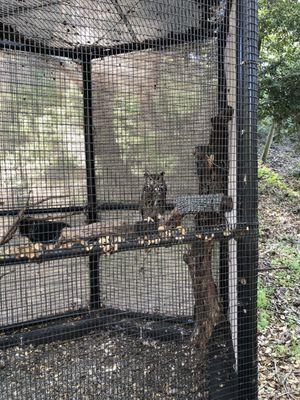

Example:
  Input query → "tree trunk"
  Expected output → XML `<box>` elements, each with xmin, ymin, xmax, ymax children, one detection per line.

<box><xmin>183</xmin><ymin>240</ymin><xmax>221</xmax><ymax>351</ymax></box>
<box><xmin>190</xmin><ymin>110</ymin><xmax>233</xmax><ymax>349</ymax></box>
<box><xmin>186</xmin><ymin>143</ymin><xmax>225</xmax><ymax>360</ymax></box>
<box><xmin>261</xmin><ymin>120</ymin><xmax>279</xmax><ymax>163</ymax></box>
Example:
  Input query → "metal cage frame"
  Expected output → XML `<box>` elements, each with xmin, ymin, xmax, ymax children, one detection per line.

<box><xmin>0</xmin><ymin>1</ymin><xmax>258</xmax><ymax>399</ymax></box>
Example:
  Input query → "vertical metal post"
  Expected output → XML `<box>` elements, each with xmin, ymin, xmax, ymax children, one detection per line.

<box><xmin>82</xmin><ymin>52</ymin><xmax>101</xmax><ymax>310</ymax></box>
<box><xmin>236</xmin><ymin>0</ymin><xmax>258</xmax><ymax>398</ymax></box>
<box><xmin>217</xmin><ymin>0</ymin><xmax>232</xmax><ymax>317</ymax></box>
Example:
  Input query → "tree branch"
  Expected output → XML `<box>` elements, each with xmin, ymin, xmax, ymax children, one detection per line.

<box><xmin>111</xmin><ymin>0</ymin><xmax>138</xmax><ymax>42</ymax></box>
<box><xmin>0</xmin><ymin>194</ymin><xmax>70</xmax><ymax>245</ymax></box>
<box><xmin>0</xmin><ymin>192</ymin><xmax>32</xmax><ymax>246</ymax></box>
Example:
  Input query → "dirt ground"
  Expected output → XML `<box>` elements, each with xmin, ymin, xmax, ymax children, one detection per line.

<box><xmin>0</xmin><ymin>329</ymin><xmax>203</xmax><ymax>400</ymax></box>
<box><xmin>258</xmin><ymin>139</ymin><xmax>300</xmax><ymax>400</ymax></box>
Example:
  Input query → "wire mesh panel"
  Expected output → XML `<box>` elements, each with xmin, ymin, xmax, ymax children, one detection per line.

<box><xmin>0</xmin><ymin>1</ymin><xmax>258</xmax><ymax>399</ymax></box>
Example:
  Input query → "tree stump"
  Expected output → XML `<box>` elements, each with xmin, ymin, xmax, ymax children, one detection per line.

<box><xmin>183</xmin><ymin>239</ymin><xmax>221</xmax><ymax>351</ymax></box>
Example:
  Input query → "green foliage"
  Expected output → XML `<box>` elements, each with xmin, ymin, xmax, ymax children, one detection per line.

<box><xmin>270</xmin><ymin>245</ymin><xmax>300</xmax><ymax>359</ymax></box>
<box><xmin>258</xmin><ymin>0</ymin><xmax>300</xmax><ymax>140</ymax></box>
<box><xmin>258</xmin><ymin>163</ymin><xmax>300</xmax><ymax>198</ymax></box>
<box><xmin>276</xmin><ymin>244</ymin><xmax>300</xmax><ymax>272</ymax></box>
<box><xmin>274</xmin><ymin>344</ymin><xmax>286</xmax><ymax>357</ymax></box>
<box><xmin>257</xmin><ymin>239</ymin><xmax>299</xmax><ymax>332</ymax></box>
<box><xmin>291</xmin><ymin>338</ymin><xmax>300</xmax><ymax>360</ymax></box>
<box><xmin>257</xmin><ymin>285</ymin><xmax>268</xmax><ymax>309</ymax></box>
<box><xmin>274</xmin><ymin>337</ymin><xmax>300</xmax><ymax>360</ymax></box>
<box><xmin>113</xmin><ymin>50</ymin><xmax>209</xmax><ymax>175</ymax></box>
<box><xmin>113</xmin><ymin>92</ymin><xmax>178</xmax><ymax>175</ymax></box>
<box><xmin>272</xmin><ymin>243</ymin><xmax>300</xmax><ymax>287</ymax></box>
<box><xmin>293</xmin><ymin>170</ymin><xmax>300</xmax><ymax>180</ymax></box>
<box><xmin>257</xmin><ymin>279</ymin><xmax>273</xmax><ymax>331</ymax></box>
<box><xmin>258</xmin><ymin>116</ymin><xmax>274</xmax><ymax>137</ymax></box>
<box><xmin>0</xmin><ymin>54</ymin><xmax>84</xmax><ymax>190</ymax></box>
<box><xmin>258</xmin><ymin>310</ymin><xmax>270</xmax><ymax>331</ymax></box>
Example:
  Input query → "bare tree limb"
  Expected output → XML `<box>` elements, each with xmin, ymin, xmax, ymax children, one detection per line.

<box><xmin>0</xmin><ymin>192</ymin><xmax>32</xmax><ymax>246</ymax></box>
<box><xmin>111</xmin><ymin>0</ymin><xmax>138</xmax><ymax>42</ymax></box>
<box><xmin>0</xmin><ymin>194</ymin><xmax>71</xmax><ymax>245</ymax></box>
<box><xmin>258</xmin><ymin>266</ymin><xmax>290</xmax><ymax>272</ymax></box>
<box><xmin>0</xmin><ymin>269</ymin><xmax>16</xmax><ymax>280</ymax></box>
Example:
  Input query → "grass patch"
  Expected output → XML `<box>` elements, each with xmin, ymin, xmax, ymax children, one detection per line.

<box><xmin>274</xmin><ymin>336</ymin><xmax>300</xmax><ymax>361</ymax></box>
<box><xmin>257</xmin><ymin>280</ymin><xmax>274</xmax><ymax>331</ymax></box>
<box><xmin>291</xmin><ymin>338</ymin><xmax>300</xmax><ymax>360</ymax></box>
<box><xmin>258</xmin><ymin>163</ymin><xmax>299</xmax><ymax>198</ymax></box>
<box><xmin>258</xmin><ymin>309</ymin><xmax>271</xmax><ymax>331</ymax></box>
<box><xmin>274</xmin><ymin>344</ymin><xmax>286</xmax><ymax>357</ymax></box>
<box><xmin>270</xmin><ymin>243</ymin><xmax>300</xmax><ymax>287</ymax></box>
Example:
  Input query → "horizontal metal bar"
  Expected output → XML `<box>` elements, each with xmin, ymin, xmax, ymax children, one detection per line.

<box><xmin>0</xmin><ymin>25</ymin><xmax>215</xmax><ymax>60</ymax></box>
<box><xmin>0</xmin><ymin>38</ymin><xmax>172</xmax><ymax>59</ymax></box>
<box><xmin>0</xmin><ymin>309</ymin><xmax>88</xmax><ymax>334</ymax></box>
<box><xmin>0</xmin><ymin>307</ymin><xmax>193</xmax><ymax>334</ymax></box>
<box><xmin>0</xmin><ymin>224</ymin><xmax>256</xmax><ymax>266</ymax></box>
<box><xmin>0</xmin><ymin>309</ymin><xmax>193</xmax><ymax>349</ymax></box>
<box><xmin>0</xmin><ymin>39</ymin><xmax>79</xmax><ymax>59</ymax></box>
<box><xmin>0</xmin><ymin>205</ymin><xmax>86</xmax><ymax>217</ymax></box>
<box><xmin>0</xmin><ymin>202</ymin><xmax>174</xmax><ymax>217</ymax></box>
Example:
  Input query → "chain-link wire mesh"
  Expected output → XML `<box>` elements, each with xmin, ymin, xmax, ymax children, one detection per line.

<box><xmin>0</xmin><ymin>1</ymin><xmax>258</xmax><ymax>399</ymax></box>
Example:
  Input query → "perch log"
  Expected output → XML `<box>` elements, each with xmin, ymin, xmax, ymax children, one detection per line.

<box><xmin>163</xmin><ymin>193</ymin><xmax>233</xmax><ymax>228</ymax></box>
<box><xmin>59</xmin><ymin>220</ymin><xmax>158</xmax><ymax>242</ymax></box>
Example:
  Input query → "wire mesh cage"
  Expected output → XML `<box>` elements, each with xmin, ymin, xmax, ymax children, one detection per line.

<box><xmin>0</xmin><ymin>1</ymin><xmax>258</xmax><ymax>399</ymax></box>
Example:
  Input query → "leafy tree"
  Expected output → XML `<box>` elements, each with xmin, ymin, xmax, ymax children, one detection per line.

<box><xmin>258</xmin><ymin>0</ymin><xmax>300</xmax><ymax>161</ymax></box>
<box><xmin>0</xmin><ymin>54</ymin><xmax>84</xmax><ymax>196</ymax></box>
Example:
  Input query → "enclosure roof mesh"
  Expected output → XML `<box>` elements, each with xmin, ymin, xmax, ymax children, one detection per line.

<box><xmin>0</xmin><ymin>1</ymin><xmax>220</xmax><ymax>49</ymax></box>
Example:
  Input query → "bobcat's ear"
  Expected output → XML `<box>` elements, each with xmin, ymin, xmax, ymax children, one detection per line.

<box><xmin>160</xmin><ymin>171</ymin><xmax>165</xmax><ymax>176</ymax></box>
<box><xmin>144</xmin><ymin>171</ymin><xmax>150</xmax><ymax>177</ymax></box>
